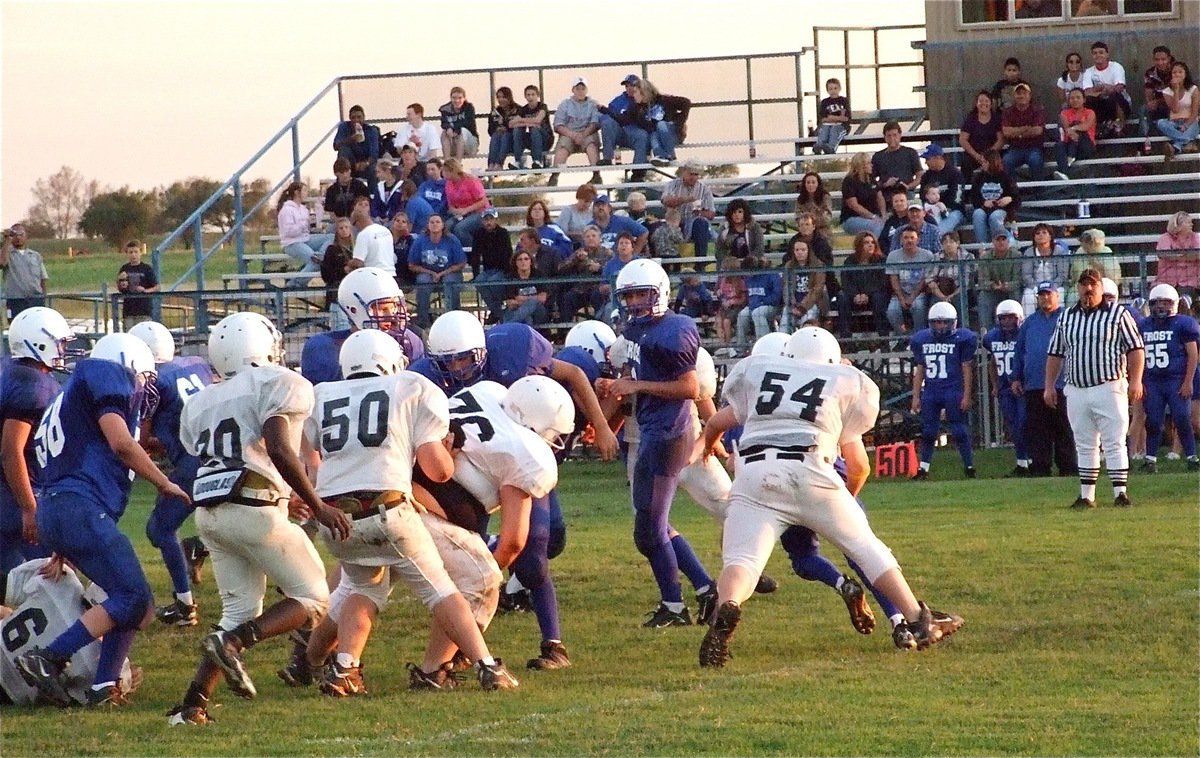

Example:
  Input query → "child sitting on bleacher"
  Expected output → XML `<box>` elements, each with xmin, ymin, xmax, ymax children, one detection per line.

<box><xmin>673</xmin><ymin>275</ymin><xmax>716</xmax><ymax>319</ymax></box>
<box><xmin>651</xmin><ymin>207</ymin><xmax>685</xmax><ymax>258</ymax></box>
<box><xmin>922</xmin><ymin>185</ymin><xmax>948</xmax><ymax>226</ymax></box>
<box><xmin>714</xmin><ymin>272</ymin><xmax>748</xmax><ymax>357</ymax></box>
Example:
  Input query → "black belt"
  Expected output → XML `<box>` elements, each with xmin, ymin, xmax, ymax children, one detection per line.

<box><xmin>739</xmin><ymin>443</ymin><xmax>817</xmax><ymax>464</ymax></box>
<box><xmin>228</xmin><ymin>494</ymin><xmax>282</xmax><ymax>508</ymax></box>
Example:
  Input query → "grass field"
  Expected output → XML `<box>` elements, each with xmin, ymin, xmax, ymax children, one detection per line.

<box><xmin>1</xmin><ymin>449</ymin><xmax>1197</xmax><ymax>757</ymax></box>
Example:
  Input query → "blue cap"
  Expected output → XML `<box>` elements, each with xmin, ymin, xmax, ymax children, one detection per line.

<box><xmin>593</xmin><ymin>194</ymin><xmax>611</xmax><ymax>205</ymax></box>
<box><xmin>621</xmin><ymin>73</ymin><xmax>641</xmax><ymax>86</ymax></box>
<box><xmin>1036</xmin><ymin>280</ymin><xmax>1056</xmax><ymax>293</ymax></box>
<box><xmin>481</xmin><ymin>207</ymin><xmax>499</xmax><ymax>218</ymax></box>
<box><xmin>920</xmin><ymin>144</ymin><xmax>945</xmax><ymax>159</ymax></box>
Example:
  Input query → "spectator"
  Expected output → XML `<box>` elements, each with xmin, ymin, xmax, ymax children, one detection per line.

<box><xmin>839</xmin><ymin>152</ymin><xmax>884</xmax><ymax>237</ymax></box>
<box><xmin>550</xmin><ymin>77</ymin><xmax>602</xmax><ymax>187</ymax></box>
<box><xmin>599</xmin><ymin>232</ymin><xmax>637</xmax><ymax>314</ymax></box>
<box><xmin>625</xmin><ymin>192</ymin><xmax>651</xmax><ymax>224</ymax></box>
<box><xmin>276</xmin><ymin>181</ymin><xmax>333</xmax><ymax>282</ymax></box>
<box><xmin>394</xmin><ymin>143</ymin><xmax>425</xmax><ymax>186</ymax></box>
<box><xmin>837</xmin><ymin>231</ymin><xmax>891</xmax><ymax>337</ymax></box>
<box><xmin>324</xmin><ymin>157</ymin><xmax>371</xmax><ymax>221</ymax></box>
<box><xmin>369</xmin><ymin>158</ymin><xmax>404</xmax><ymax>223</ymax></box>
<box><xmin>349</xmin><ymin>195</ymin><xmax>373</xmax><ymax>236</ymax></box>
<box><xmin>651</xmin><ymin>208</ymin><xmax>685</xmax><ymax>259</ymax></box>
<box><xmin>1001</xmin><ymin>83</ymin><xmax>1048</xmax><ymax>179</ymax></box>
<box><xmin>486</xmin><ymin>87</ymin><xmax>519</xmax><ymax>171</ymax></box>
<box><xmin>812</xmin><ymin>77</ymin><xmax>850</xmax><ymax>154</ymax></box>
<box><xmin>502</xmin><ymin>249</ymin><xmax>551</xmax><ymax>326</ymax></box>
<box><xmin>969</xmin><ymin>149</ymin><xmax>1020</xmax><ymax>245</ymax></box>
<box><xmin>634</xmin><ymin>79</ymin><xmax>691</xmax><ymax>164</ymax></box>
<box><xmin>1020</xmin><ymin>222</ymin><xmax>1070</xmax><ymax>313</ymax></box>
<box><xmin>1055</xmin><ymin>52</ymin><xmax>1093</xmax><ymax>109</ymax></box>
<box><xmin>922</xmin><ymin>185</ymin><xmax>948</xmax><ymax>229</ymax></box>
<box><xmin>389</xmin><ymin>212</ymin><xmax>416</xmax><ymax>288</ymax></box>
<box><xmin>441</xmin><ymin>158</ymin><xmax>490</xmax><ymax>246</ymax></box>
<box><xmin>1156</xmin><ymin>61</ymin><xmax>1200</xmax><ymax>160</ymax></box>
<box><xmin>526</xmin><ymin>200</ymin><xmax>573</xmax><ymax>260</ymax></box>
<box><xmin>1155</xmin><ymin>211</ymin><xmax>1200</xmax><ymax>298</ymax></box>
<box><xmin>715</xmin><ymin>198</ymin><xmax>764</xmax><ymax>269</ymax></box>
<box><xmin>890</xmin><ymin>204</ymin><xmax>941</xmax><ymax>254</ymax></box>
<box><xmin>977</xmin><ymin>232</ymin><xmax>1022</xmax><ymax>329</ymax></box>
<box><xmin>558</xmin><ymin>225</ymin><xmax>609</xmax><ymax>319</ymax></box>
<box><xmin>407</xmin><ymin>215</ymin><xmax>467</xmax><ymax>325</ymax></box>
<box><xmin>592</xmin><ymin>195</ymin><xmax>648</xmax><ymax>254</ymax></box>
<box><xmin>1016</xmin><ymin>0</ymin><xmax>1063</xmax><ymax>17</ymax></box>
<box><xmin>885</xmin><ymin>227</ymin><xmax>938</xmax><ymax>334</ymax></box>
<box><xmin>788</xmin><ymin>212</ymin><xmax>837</xmax><ymax>305</ymax></box>
<box><xmin>1070</xmin><ymin>228</ymin><xmax>1120</xmax><ymax>302</ymax></box>
<box><xmin>515</xmin><ymin>226</ymin><xmax>561</xmax><ymax>280</ymax></box>
<box><xmin>557</xmin><ymin>184</ymin><xmax>598</xmax><ymax>243</ymax></box>
<box><xmin>1055</xmin><ymin>87</ymin><xmax>1097</xmax><ymax>176</ymax></box>
<box><xmin>783</xmin><ymin>237</ymin><xmax>827</xmax><ymax>328</ymax></box>
<box><xmin>672</xmin><ymin>274</ymin><xmax>715</xmax><ymax>319</ymax></box>
<box><xmin>321</xmin><ymin>218</ymin><xmax>354</xmax><ymax>329</ymax></box>
<box><xmin>470</xmin><ymin>208</ymin><xmax>513</xmax><ymax>323</ymax></box>
<box><xmin>439</xmin><ymin>87</ymin><xmax>479</xmax><ymax>160</ymax></box>
<box><xmin>794</xmin><ymin>172</ymin><xmax>833</xmax><ymax>235</ymax></box>
<box><xmin>1083</xmin><ymin>41</ymin><xmax>1131</xmax><ymax>135</ymax></box>
<box><xmin>879</xmin><ymin>191</ymin><xmax>912</xmax><ymax>249</ymax></box>
<box><xmin>396</xmin><ymin>103</ymin><xmax>442</xmax><ymax>162</ymax></box>
<box><xmin>598</xmin><ymin>73</ymin><xmax>651</xmax><ymax>173</ymax></box>
<box><xmin>417</xmin><ymin>158</ymin><xmax>448</xmax><ymax>216</ymax></box>
<box><xmin>990</xmin><ymin>57</ymin><xmax>1030</xmax><ymax>112</ymax></box>
<box><xmin>510</xmin><ymin>84</ymin><xmax>553</xmax><ymax>170</ymax></box>
<box><xmin>332</xmin><ymin>104</ymin><xmax>381</xmax><ymax>180</ymax></box>
<box><xmin>959</xmin><ymin>90</ymin><xmax>1005</xmax><ymax>177</ymax></box>
<box><xmin>1140</xmin><ymin>46</ymin><xmax>1175</xmax><ymax>155</ymax></box>
<box><xmin>872</xmin><ymin>120</ymin><xmax>923</xmax><ymax>209</ymax></box>
<box><xmin>347</xmin><ymin>201</ymin><xmax>396</xmax><ymax>276</ymax></box>
<box><xmin>661</xmin><ymin>161</ymin><xmax>716</xmax><ymax>260</ymax></box>
<box><xmin>928</xmin><ymin>232</ymin><xmax>976</xmax><ymax>315</ymax></box>
<box><xmin>1012</xmin><ymin>282</ymin><xmax>1077</xmax><ymax>478</ymax></box>
<box><xmin>400</xmin><ymin>180</ymin><xmax>434</xmax><ymax>236</ymax></box>
<box><xmin>735</xmin><ymin>256</ymin><xmax>782</xmax><ymax>347</ymax></box>
<box><xmin>116</xmin><ymin>240</ymin><xmax>157</xmax><ymax>327</ymax></box>
<box><xmin>714</xmin><ymin>270</ymin><xmax>748</xmax><ymax>356</ymax></box>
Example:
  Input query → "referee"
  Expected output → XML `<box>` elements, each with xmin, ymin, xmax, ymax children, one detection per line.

<box><xmin>1045</xmin><ymin>268</ymin><xmax>1145</xmax><ymax>509</ymax></box>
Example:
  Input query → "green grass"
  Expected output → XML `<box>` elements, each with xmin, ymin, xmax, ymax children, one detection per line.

<box><xmin>1</xmin><ymin>449</ymin><xmax>1197</xmax><ymax>756</ymax></box>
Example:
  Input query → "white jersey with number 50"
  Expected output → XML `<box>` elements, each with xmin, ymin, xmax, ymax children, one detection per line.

<box><xmin>722</xmin><ymin>355</ymin><xmax>880</xmax><ymax>458</ymax></box>
<box><xmin>305</xmin><ymin>372</ymin><xmax>450</xmax><ymax>497</ymax></box>
<box><xmin>448</xmin><ymin>381</ymin><xmax>558</xmax><ymax>512</ymax></box>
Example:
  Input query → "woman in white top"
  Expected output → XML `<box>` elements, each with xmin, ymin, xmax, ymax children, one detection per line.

<box><xmin>1054</xmin><ymin>52</ymin><xmax>1092</xmax><ymax>108</ymax></box>
<box><xmin>276</xmin><ymin>182</ymin><xmax>334</xmax><ymax>279</ymax></box>
<box><xmin>1156</xmin><ymin>61</ymin><xmax>1200</xmax><ymax>159</ymax></box>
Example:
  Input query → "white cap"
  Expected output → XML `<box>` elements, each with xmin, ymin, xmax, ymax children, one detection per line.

<box><xmin>571</xmin><ymin>76</ymin><xmax>588</xmax><ymax>88</ymax></box>
<box><xmin>1101</xmin><ymin>277</ymin><xmax>1118</xmax><ymax>297</ymax></box>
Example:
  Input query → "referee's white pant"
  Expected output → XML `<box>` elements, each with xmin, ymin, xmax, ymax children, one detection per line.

<box><xmin>1064</xmin><ymin>378</ymin><xmax>1130</xmax><ymax>474</ymax></box>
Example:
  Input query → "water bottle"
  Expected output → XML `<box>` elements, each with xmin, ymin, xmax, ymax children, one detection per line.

<box><xmin>1077</xmin><ymin>197</ymin><xmax>1091</xmax><ymax>219</ymax></box>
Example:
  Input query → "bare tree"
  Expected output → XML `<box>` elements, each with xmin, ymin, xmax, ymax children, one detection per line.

<box><xmin>27</xmin><ymin>166</ymin><xmax>100</xmax><ymax>239</ymax></box>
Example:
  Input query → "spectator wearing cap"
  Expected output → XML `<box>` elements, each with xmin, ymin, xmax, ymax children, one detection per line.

<box><xmin>369</xmin><ymin>158</ymin><xmax>405</xmax><ymax>224</ymax></box>
<box><xmin>660</xmin><ymin>161</ymin><xmax>716</xmax><ymax>260</ymax></box>
<box><xmin>591</xmin><ymin>195</ymin><xmax>648</xmax><ymax>255</ymax></box>
<box><xmin>1012</xmin><ymin>280</ymin><xmax>1076</xmax><ymax>478</ymax></box>
<box><xmin>395</xmin><ymin>143</ymin><xmax>425</xmax><ymax>186</ymax></box>
<box><xmin>977</xmin><ymin>231</ymin><xmax>1021</xmax><ymax>329</ymax></box>
<box><xmin>1020</xmin><ymin>222</ymin><xmax>1070</xmax><ymax>314</ymax></box>
<box><xmin>470</xmin><ymin>208</ymin><xmax>513</xmax><ymax>323</ymax></box>
<box><xmin>397</xmin><ymin>103</ymin><xmax>442</xmax><ymax>162</ymax></box>
<box><xmin>1069</xmin><ymin>228</ymin><xmax>1120</xmax><ymax>305</ymax></box>
<box><xmin>1001</xmin><ymin>83</ymin><xmax>1048</xmax><ymax>179</ymax></box>
<box><xmin>888</xmin><ymin>203</ymin><xmax>941</xmax><ymax>254</ymax></box>
<box><xmin>918</xmin><ymin>144</ymin><xmax>966</xmax><ymax>237</ymax></box>
<box><xmin>439</xmin><ymin>86</ymin><xmax>480</xmax><ymax>161</ymax></box>
<box><xmin>332</xmin><ymin>104</ymin><xmax>382</xmax><ymax>180</ymax></box>
<box><xmin>598</xmin><ymin>74</ymin><xmax>651</xmax><ymax>175</ymax></box>
<box><xmin>550</xmin><ymin>78</ymin><xmax>602</xmax><ymax>186</ymax></box>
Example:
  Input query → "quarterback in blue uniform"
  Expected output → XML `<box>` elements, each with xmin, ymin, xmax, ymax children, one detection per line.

<box><xmin>1138</xmin><ymin>284</ymin><xmax>1199</xmax><ymax>471</ymax></box>
<box><xmin>983</xmin><ymin>299</ymin><xmax>1030</xmax><ymax>476</ymax></box>
<box><xmin>16</xmin><ymin>334</ymin><xmax>188</xmax><ymax>707</ymax></box>
<box><xmin>910</xmin><ymin>301</ymin><xmax>978</xmax><ymax>479</ymax></box>
<box><xmin>0</xmin><ymin>307</ymin><xmax>71</xmax><ymax>572</ymax></box>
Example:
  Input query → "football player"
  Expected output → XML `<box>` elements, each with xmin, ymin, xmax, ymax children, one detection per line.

<box><xmin>128</xmin><ymin>320</ymin><xmax>215</xmax><ymax>627</ymax></box>
<box><xmin>1138</xmin><ymin>284</ymin><xmax>1199</xmax><ymax>472</ymax></box>
<box><xmin>16</xmin><ymin>333</ymin><xmax>185</xmax><ymax>707</ymax></box>
<box><xmin>0</xmin><ymin>307</ymin><xmax>71</xmax><ymax>573</ymax></box>
<box><xmin>303</xmin><ymin>330</ymin><xmax>517</xmax><ymax>694</ymax></box>
<box><xmin>166</xmin><ymin>313</ymin><xmax>350</xmax><ymax>726</ymax></box>
<box><xmin>983</xmin><ymin>300</ymin><xmax>1030</xmax><ymax>476</ymax></box>
<box><xmin>697</xmin><ymin>327</ymin><xmax>963</xmax><ymax>667</ymax></box>
<box><xmin>909</xmin><ymin>301</ymin><xmax>979</xmax><ymax>480</ymax></box>
<box><xmin>596</xmin><ymin>259</ymin><xmax>716</xmax><ymax>628</ymax></box>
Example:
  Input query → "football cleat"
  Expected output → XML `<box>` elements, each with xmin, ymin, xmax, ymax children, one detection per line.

<box><xmin>167</xmin><ymin>704</ymin><xmax>213</xmax><ymax>726</ymax></box>
<box><xmin>156</xmin><ymin>599</ymin><xmax>198</xmax><ymax>627</ymax></box>
<box><xmin>1069</xmin><ymin>497</ymin><xmax>1096</xmax><ymax>510</ymax></box>
<box><xmin>838</xmin><ymin>575</ymin><xmax>876</xmax><ymax>635</ymax></box>
<box><xmin>319</xmin><ymin>660</ymin><xmax>367</xmax><ymax>698</ymax></box>
<box><xmin>892</xmin><ymin>621</ymin><xmax>918</xmax><ymax>651</ymax></box>
<box><xmin>1005</xmin><ymin>466</ymin><xmax>1030</xmax><ymax>478</ymax></box>
<box><xmin>925</xmin><ymin>609</ymin><xmax>965</xmax><ymax>647</ymax></box>
<box><xmin>182</xmin><ymin>536</ymin><xmax>209</xmax><ymax>585</ymax></box>
<box><xmin>1138</xmin><ymin>460</ymin><xmax>1157</xmax><ymax>474</ymax></box>
<box><xmin>477</xmin><ymin>659</ymin><xmax>519</xmax><ymax>691</ymax></box>
<box><xmin>1189</xmin><ymin>459</ymin><xmax>1200</xmax><ymax>472</ymax></box>
<box><xmin>85</xmin><ymin>684</ymin><xmax>130</xmax><ymax>707</ymax></box>
<box><xmin>497</xmin><ymin>587</ymin><xmax>533</xmax><ymax>614</ymax></box>
<box><xmin>699</xmin><ymin>601</ymin><xmax>742</xmax><ymax>668</ymax></box>
<box><xmin>14</xmin><ymin>648</ymin><xmax>72</xmax><ymax>707</ymax></box>
<box><xmin>1113</xmin><ymin>493</ymin><xmax>1132</xmax><ymax>508</ymax></box>
<box><xmin>754</xmin><ymin>575</ymin><xmax>779</xmax><ymax>594</ymax></box>
<box><xmin>908</xmin><ymin>602</ymin><xmax>937</xmax><ymax>650</ymax></box>
<box><xmin>526</xmin><ymin>640</ymin><xmax>572</xmax><ymax>670</ymax></box>
<box><xmin>695</xmin><ymin>587</ymin><xmax>720</xmax><ymax>626</ymax></box>
<box><xmin>642</xmin><ymin>603</ymin><xmax>693</xmax><ymax>628</ymax></box>
<box><xmin>202</xmin><ymin>631</ymin><xmax>256</xmax><ymax>699</ymax></box>
<box><xmin>277</xmin><ymin>650</ymin><xmax>322</xmax><ymax>688</ymax></box>
<box><xmin>447</xmin><ymin>649</ymin><xmax>473</xmax><ymax>673</ymax></box>
<box><xmin>910</xmin><ymin>469</ymin><xmax>929</xmax><ymax>481</ymax></box>
<box><xmin>964</xmin><ymin>466</ymin><xmax>977</xmax><ymax>479</ymax></box>
<box><xmin>407</xmin><ymin>662</ymin><xmax>458</xmax><ymax>690</ymax></box>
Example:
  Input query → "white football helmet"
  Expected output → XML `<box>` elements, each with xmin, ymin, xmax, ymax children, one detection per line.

<box><xmin>467</xmin><ymin>379</ymin><xmax>508</xmax><ymax>406</ymax></box>
<box><xmin>695</xmin><ymin>346</ymin><xmax>717</xmax><ymax>399</ymax></box>
<box><xmin>928</xmin><ymin>301</ymin><xmax>957</xmax><ymax>335</ymax></box>
<box><xmin>7</xmin><ymin>306</ymin><xmax>73</xmax><ymax>369</ymax></box>
<box><xmin>751</xmin><ymin>331</ymin><xmax>790</xmax><ymax>357</ymax></box>
<box><xmin>784</xmin><ymin>326</ymin><xmax>842</xmax><ymax>365</ymax></box>
<box><xmin>207</xmin><ymin>312</ymin><xmax>285</xmax><ymax>379</ymax></box>
<box><xmin>1148</xmin><ymin>283</ymin><xmax>1179</xmax><ymax>318</ymax></box>
<box><xmin>614</xmin><ymin>258</ymin><xmax>670</xmax><ymax>322</ymax></box>
<box><xmin>501</xmin><ymin>375</ymin><xmax>575</xmax><ymax>450</ymax></box>
<box><xmin>995</xmin><ymin>299</ymin><xmax>1023</xmax><ymax>330</ymax></box>
<box><xmin>128</xmin><ymin>321</ymin><xmax>176</xmax><ymax>364</ymax></box>
<box><xmin>565</xmin><ymin>320</ymin><xmax>617</xmax><ymax>370</ymax></box>
<box><xmin>1101</xmin><ymin>277</ymin><xmax>1119</xmax><ymax>299</ymax></box>
<box><xmin>339</xmin><ymin>329</ymin><xmax>406</xmax><ymax>378</ymax></box>
<box><xmin>337</xmin><ymin>268</ymin><xmax>407</xmax><ymax>332</ymax></box>
<box><xmin>426</xmin><ymin>310</ymin><xmax>486</xmax><ymax>383</ymax></box>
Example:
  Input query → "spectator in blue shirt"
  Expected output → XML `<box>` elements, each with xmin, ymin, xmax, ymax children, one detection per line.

<box><xmin>673</xmin><ymin>274</ymin><xmax>715</xmax><ymax>319</ymax></box>
<box><xmin>417</xmin><ymin>159</ymin><xmax>448</xmax><ymax>216</ymax></box>
<box><xmin>400</xmin><ymin>180</ymin><xmax>434</xmax><ymax>236</ymax></box>
<box><xmin>735</xmin><ymin>256</ymin><xmax>782</xmax><ymax>347</ymax></box>
<box><xmin>1012</xmin><ymin>281</ymin><xmax>1076</xmax><ymax>477</ymax></box>
<box><xmin>592</xmin><ymin>195</ymin><xmax>649</xmax><ymax>254</ymax></box>
<box><xmin>598</xmin><ymin>74</ymin><xmax>651</xmax><ymax>176</ymax></box>
<box><xmin>600</xmin><ymin>232</ymin><xmax>637</xmax><ymax>315</ymax></box>
<box><xmin>407</xmin><ymin>215</ymin><xmax>467</xmax><ymax>327</ymax></box>
<box><xmin>332</xmin><ymin>104</ymin><xmax>381</xmax><ymax>180</ymax></box>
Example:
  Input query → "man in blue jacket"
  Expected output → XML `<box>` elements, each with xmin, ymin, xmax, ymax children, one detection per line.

<box><xmin>1012</xmin><ymin>281</ymin><xmax>1077</xmax><ymax>477</ymax></box>
<box><xmin>598</xmin><ymin>74</ymin><xmax>651</xmax><ymax>176</ymax></box>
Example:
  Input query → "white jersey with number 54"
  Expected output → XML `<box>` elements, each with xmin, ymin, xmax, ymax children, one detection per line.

<box><xmin>722</xmin><ymin>355</ymin><xmax>880</xmax><ymax>459</ymax></box>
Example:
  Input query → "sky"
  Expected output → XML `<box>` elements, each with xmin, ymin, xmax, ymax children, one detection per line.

<box><xmin>0</xmin><ymin>0</ymin><xmax>924</xmax><ymax>224</ymax></box>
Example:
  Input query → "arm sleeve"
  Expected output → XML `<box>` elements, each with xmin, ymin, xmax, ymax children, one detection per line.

<box><xmin>261</xmin><ymin>370</ymin><xmax>315</xmax><ymax>423</ymax></box>
<box><xmin>1117</xmin><ymin>310</ymin><xmax>1145</xmax><ymax>352</ymax></box>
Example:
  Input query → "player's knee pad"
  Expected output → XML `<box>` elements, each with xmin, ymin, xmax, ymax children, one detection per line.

<box><xmin>547</xmin><ymin>523</ymin><xmax>567</xmax><ymax>561</ymax></box>
<box><xmin>144</xmin><ymin>509</ymin><xmax>174</xmax><ymax>549</ymax></box>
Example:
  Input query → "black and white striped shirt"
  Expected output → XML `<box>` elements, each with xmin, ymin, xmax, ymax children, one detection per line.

<box><xmin>1047</xmin><ymin>302</ymin><xmax>1144</xmax><ymax>388</ymax></box>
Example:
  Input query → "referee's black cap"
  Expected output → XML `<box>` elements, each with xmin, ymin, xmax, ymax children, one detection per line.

<box><xmin>1076</xmin><ymin>267</ymin><xmax>1102</xmax><ymax>284</ymax></box>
